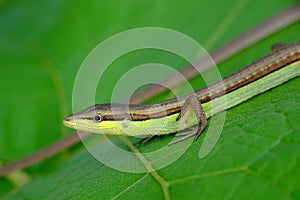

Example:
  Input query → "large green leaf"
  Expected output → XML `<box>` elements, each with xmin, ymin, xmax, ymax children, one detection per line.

<box><xmin>0</xmin><ymin>0</ymin><xmax>299</xmax><ymax>199</ymax></box>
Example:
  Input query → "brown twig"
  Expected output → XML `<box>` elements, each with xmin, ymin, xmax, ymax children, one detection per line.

<box><xmin>129</xmin><ymin>2</ymin><xmax>300</xmax><ymax>103</ymax></box>
<box><xmin>0</xmin><ymin>132</ymin><xmax>90</xmax><ymax>176</ymax></box>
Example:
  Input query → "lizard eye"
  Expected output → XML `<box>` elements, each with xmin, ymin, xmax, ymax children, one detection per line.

<box><xmin>94</xmin><ymin>115</ymin><xmax>102</xmax><ymax>122</ymax></box>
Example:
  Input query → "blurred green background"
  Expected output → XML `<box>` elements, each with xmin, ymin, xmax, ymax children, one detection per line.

<box><xmin>0</xmin><ymin>0</ymin><xmax>300</xmax><ymax>199</ymax></box>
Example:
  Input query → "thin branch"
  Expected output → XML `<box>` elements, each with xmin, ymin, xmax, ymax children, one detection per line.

<box><xmin>0</xmin><ymin>132</ymin><xmax>90</xmax><ymax>176</ymax></box>
<box><xmin>129</xmin><ymin>2</ymin><xmax>300</xmax><ymax>104</ymax></box>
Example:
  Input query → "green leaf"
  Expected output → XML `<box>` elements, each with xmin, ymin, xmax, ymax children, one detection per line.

<box><xmin>1</xmin><ymin>0</ymin><xmax>300</xmax><ymax>199</ymax></box>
